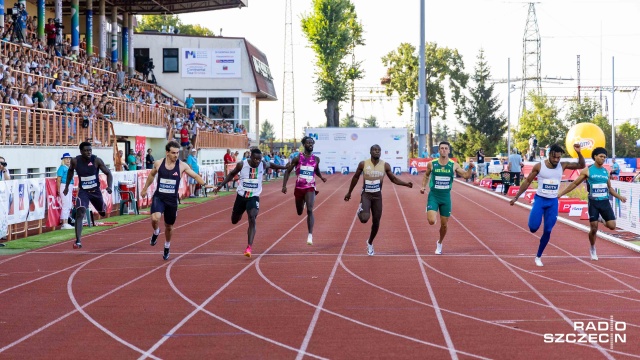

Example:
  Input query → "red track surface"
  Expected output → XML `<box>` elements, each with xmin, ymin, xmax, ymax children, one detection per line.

<box><xmin>1</xmin><ymin>174</ymin><xmax>639</xmax><ymax>359</ymax></box>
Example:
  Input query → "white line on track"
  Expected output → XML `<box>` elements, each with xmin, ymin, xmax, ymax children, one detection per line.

<box><xmin>139</xmin><ymin>177</ymin><xmax>351</xmax><ymax>359</ymax></box>
<box><xmin>391</xmin><ymin>184</ymin><xmax>459</xmax><ymax>359</ymax></box>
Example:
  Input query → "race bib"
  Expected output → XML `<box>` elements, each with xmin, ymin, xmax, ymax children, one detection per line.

<box><xmin>243</xmin><ymin>178</ymin><xmax>259</xmax><ymax>190</ymax></box>
<box><xmin>299</xmin><ymin>165</ymin><xmax>314</xmax><ymax>181</ymax></box>
<box><xmin>540</xmin><ymin>179</ymin><xmax>559</xmax><ymax>196</ymax></box>
<box><xmin>434</xmin><ymin>176</ymin><xmax>451</xmax><ymax>190</ymax></box>
<box><xmin>364</xmin><ymin>179</ymin><xmax>381</xmax><ymax>192</ymax></box>
<box><xmin>80</xmin><ymin>175</ymin><xmax>97</xmax><ymax>190</ymax></box>
<box><xmin>590</xmin><ymin>183</ymin><xmax>608</xmax><ymax>197</ymax></box>
<box><xmin>158</xmin><ymin>178</ymin><xmax>177</xmax><ymax>193</ymax></box>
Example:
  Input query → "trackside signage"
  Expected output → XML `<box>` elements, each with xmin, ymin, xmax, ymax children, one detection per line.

<box><xmin>544</xmin><ymin>317</ymin><xmax>626</xmax><ymax>349</ymax></box>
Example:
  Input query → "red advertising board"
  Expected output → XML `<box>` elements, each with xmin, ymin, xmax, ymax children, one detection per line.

<box><xmin>409</xmin><ymin>158</ymin><xmax>458</xmax><ymax>172</ymax></box>
<box><xmin>45</xmin><ymin>178</ymin><xmax>61</xmax><ymax>227</ymax></box>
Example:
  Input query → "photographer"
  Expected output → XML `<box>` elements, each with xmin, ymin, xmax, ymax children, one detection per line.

<box><xmin>45</xmin><ymin>18</ymin><xmax>57</xmax><ymax>56</ymax></box>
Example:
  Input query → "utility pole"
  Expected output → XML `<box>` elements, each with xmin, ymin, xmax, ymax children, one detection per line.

<box><xmin>281</xmin><ymin>0</ymin><xmax>296</xmax><ymax>147</ymax></box>
<box><xmin>417</xmin><ymin>0</ymin><xmax>428</xmax><ymax>154</ymax></box>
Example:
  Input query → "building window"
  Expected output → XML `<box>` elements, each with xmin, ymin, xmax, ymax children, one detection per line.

<box><xmin>163</xmin><ymin>48</ymin><xmax>179</xmax><ymax>73</ymax></box>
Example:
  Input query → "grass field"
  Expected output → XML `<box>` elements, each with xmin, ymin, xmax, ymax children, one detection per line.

<box><xmin>0</xmin><ymin>191</ymin><xmax>233</xmax><ymax>255</ymax></box>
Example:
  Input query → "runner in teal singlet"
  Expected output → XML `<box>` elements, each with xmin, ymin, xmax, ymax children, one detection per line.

<box><xmin>558</xmin><ymin>147</ymin><xmax>626</xmax><ymax>260</ymax></box>
<box><xmin>420</xmin><ymin>141</ymin><xmax>475</xmax><ymax>255</ymax></box>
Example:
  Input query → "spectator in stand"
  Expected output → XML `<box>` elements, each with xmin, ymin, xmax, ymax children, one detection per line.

<box><xmin>476</xmin><ymin>148</ymin><xmax>485</xmax><ymax>178</ymax></box>
<box><xmin>180</xmin><ymin>122</ymin><xmax>190</xmax><ymax>151</ymax></box>
<box><xmin>56</xmin><ymin>153</ymin><xmax>74</xmax><ymax>230</ymax></box>
<box><xmin>44</xmin><ymin>91</ymin><xmax>57</xmax><ymax>110</ymax></box>
<box><xmin>508</xmin><ymin>149</ymin><xmax>524</xmax><ymax>186</ymax></box>
<box><xmin>45</xmin><ymin>18</ymin><xmax>56</xmax><ymax>56</ymax></box>
<box><xmin>145</xmin><ymin>148</ymin><xmax>154</xmax><ymax>169</ymax></box>
<box><xmin>32</xmin><ymin>84</ymin><xmax>44</xmax><ymax>108</ymax></box>
<box><xmin>21</xmin><ymin>85</ymin><xmax>35</xmax><ymax>109</ymax></box>
<box><xmin>187</xmin><ymin>148</ymin><xmax>200</xmax><ymax>197</ymax></box>
<box><xmin>136</xmin><ymin>150</ymin><xmax>144</xmax><ymax>170</ymax></box>
<box><xmin>114</xmin><ymin>149</ymin><xmax>126</xmax><ymax>171</ymax></box>
<box><xmin>127</xmin><ymin>150</ymin><xmax>137</xmax><ymax>171</ymax></box>
<box><xmin>116</xmin><ymin>64</ymin><xmax>125</xmax><ymax>86</ymax></box>
<box><xmin>185</xmin><ymin>94</ymin><xmax>194</xmax><ymax>109</ymax></box>
<box><xmin>464</xmin><ymin>159</ymin><xmax>476</xmax><ymax>183</ymax></box>
<box><xmin>611</xmin><ymin>157</ymin><xmax>620</xmax><ymax>180</ymax></box>
<box><xmin>0</xmin><ymin>156</ymin><xmax>10</xmax><ymax>180</ymax></box>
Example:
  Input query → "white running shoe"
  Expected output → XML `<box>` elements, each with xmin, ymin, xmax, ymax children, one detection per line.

<box><xmin>535</xmin><ymin>257</ymin><xmax>543</xmax><ymax>267</ymax></box>
<box><xmin>435</xmin><ymin>241</ymin><xmax>442</xmax><ymax>255</ymax></box>
<box><xmin>61</xmin><ymin>223</ymin><xmax>74</xmax><ymax>230</ymax></box>
<box><xmin>366</xmin><ymin>241</ymin><xmax>374</xmax><ymax>256</ymax></box>
<box><xmin>307</xmin><ymin>234</ymin><xmax>313</xmax><ymax>246</ymax></box>
<box><xmin>590</xmin><ymin>248</ymin><xmax>598</xmax><ymax>261</ymax></box>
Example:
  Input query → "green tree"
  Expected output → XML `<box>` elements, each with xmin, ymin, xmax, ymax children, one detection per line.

<box><xmin>459</xmin><ymin>49</ymin><xmax>506</xmax><ymax>156</ymax></box>
<box><xmin>452</xmin><ymin>127</ymin><xmax>485</xmax><ymax>159</ymax></box>
<box><xmin>301</xmin><ymin>0</ymin><xmax>365</xmax><ymax>127</ymax></box>
<box><xmin>136</xmin><ymin>15</ymin><xmax>214</xmax><ymax>36</ymax></box>
<box><xmin>340</xmin><ymin>114</ymin><xmax>359</xmax><ymax>128</ymax></box>
<box><xmin>363</xmin><ymin>115</ymin><xmax>378</xmax><ymax>128</ymax></box>
<box><xmin>259</xmin><ymin>119</ymin><xmax>276</xmax><ymax>142</ymax></box>
<box><xmin>433</xmin><ymin>121</ymin><xmax>451</xmax><ymax>145</ymax></box>
<box><xmin>381</xmin><ymin>42</ymin><xmax>468</xmax><ymax>150</ymax></box>
<box><xmin>615</xmin><ymin>120</ymin><xmax>640</xmax><ymax>157</ymax></box>
<box><xmin>514</xmin><ymin>92</ymin><xmax>566</xmax><ymax>155</ymax></box>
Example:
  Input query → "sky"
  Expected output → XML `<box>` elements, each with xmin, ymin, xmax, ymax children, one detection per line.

<box><xmin>179</xmin><ymin>0</ymin><xmax>640</xmax><ymax>141</ymax></box>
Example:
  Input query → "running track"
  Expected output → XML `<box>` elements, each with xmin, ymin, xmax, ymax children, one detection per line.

<box><xmin>0</xmin><ymin>174</ymin><xmax>639</xmax><ymax>359</ymax></box>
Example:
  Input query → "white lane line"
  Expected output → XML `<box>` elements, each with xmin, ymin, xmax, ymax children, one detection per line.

<box><xmin>392</xmin><ymin>185</ymin><xmax>458</xmax><ymax>360</ymax></box>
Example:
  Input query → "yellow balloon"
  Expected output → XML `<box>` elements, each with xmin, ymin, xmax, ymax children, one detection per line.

<box><xmin>565</xmin><ymin>122</ymin><xmax>606</xmax><ymax>159</ymax></box>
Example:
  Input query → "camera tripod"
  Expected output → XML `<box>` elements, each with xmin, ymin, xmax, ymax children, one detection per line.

<box><xmin>7</xmin><ymin>19</ymin><xmax>25</xmax><ymax>44</ymax></box>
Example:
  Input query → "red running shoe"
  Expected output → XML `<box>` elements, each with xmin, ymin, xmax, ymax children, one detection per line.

<box><xmin>244</xmin><ymin>245</ymin><xmax>252</xmax><ymax>258</ymax></box>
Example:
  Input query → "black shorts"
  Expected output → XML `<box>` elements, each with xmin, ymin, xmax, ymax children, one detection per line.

<box><xmin>47</xmin><ymin>38</ymin><xmax>56</xmax><ymax>46</ymax></box>
<box><xmin>358</xmin><ymin>191</ymin><xmax>382</xmax><ymax>219</ymax></box>
<box><xmin>151</xmin><ymin>196</ymin><xmax>179</xmax><ymax>225</ymax></box>
<box><xmin>75</xmin><ymin>190</ymin><xmax>106</xmax><ymax>216</ymax></box>
<box><xmin>232</xmin><ymin>194</ymin><xmax>260</xmax><ymax>217</ymax></box>
<box><xmin>588</xmin><ymin>199</ymin><xmax>615</xmax><ymax>222</ymax></box>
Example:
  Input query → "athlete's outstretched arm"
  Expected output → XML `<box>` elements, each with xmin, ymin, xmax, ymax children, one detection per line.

<box><xmin>510</xmin><ymin>163</ymin><xmax>540</xmax><ymax>205</ymax></box>
<box><xmin>344</xmin><ymin>161</ymin><xmax>364</xmax><ymax>201</ymax></box>
<box><xmin>96</xmin><ymin>158</ymin><xmax>113</xmax><ymax>193</ymax></box>
<box><xmin>564</xmin><ymin>144</ymin><xmax>586</xmax><ymax>170</ymax></box>
<box><xmin>314</xmin><ymin>156</ymin><xmax>327</xmax><ymax>183</ymax></box>
<box><xmin>215</xmin><ymin>161</ymin><xmax>243</xmax><ymax>194</ymax></box>
<box><xmin>384</xmin><ymin>163</ymin><xmax>413</xmax><ymax>188</ymax></box>
<box><xmin>557</xmin><ymin>168</ymin><xmax>589</xmax><ymax>198</ymax></box>
<box><xmin>282</xmin><ymin>156</ymin><xmax>299</xmax><ymax>193</ymax></box>
<box><xmin>141</xmin><ymin>160</ymin><xmax>160</xmax><ymax>197</ymax></box>
<box><xmin>454</xmin><ymin>162</ymin><xmax>474</xmax><ymax>180</ymax></box>
<box><xmin>420</xmin><ymin>162</ymin><xmax>433</xmax><ymax>194</ymax></box>
<box><xmin>181</xmin><ymin>162</ymin><xmax>207</xmax><ymax>187</ymax></box>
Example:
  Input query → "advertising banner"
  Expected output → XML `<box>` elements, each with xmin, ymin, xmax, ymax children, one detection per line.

<box><xmin>1</xmin><ymin>179</ymin><xmax>47</xmax><ymax>226</ymax></box>
<box><xmin>306</xmin><ymin>128</ymin><xmax>409</xmax><ymax>172</ymax></box>
<box><xmin>610</xmin><ymin>180</ymin><xmax>640</xmax><ymax>235</ymax></box>
<box><xmin>45</xmin><ymin>178</ymin><xmax>61</xmax><ymax>227</ymax></box>
<box><xmin>182</xmin><ymin>48</ymin><xmax>241</xmax><ymax>78</ymax></box>
<box><xmin>0</xmin><ymin>182</ymin><xmax>8</xmax><ymax>238</ymax></box>
<box><xmin>135</xmin><ymin>136</ymin><xmax>146</xmax><ymax>154</ymax></box>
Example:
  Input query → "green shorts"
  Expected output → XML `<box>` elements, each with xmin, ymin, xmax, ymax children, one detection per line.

<box><xmin>427</xmin><ymin>191</ymin><xmax>452</xmax><ymax>217</ymax></box>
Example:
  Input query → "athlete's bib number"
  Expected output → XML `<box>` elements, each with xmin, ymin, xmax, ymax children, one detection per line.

<box><xmin>243</xmin><ymin>179</ymin><xmax>259</xmax><ymax>190</ymax></box>
<box><xmin>590</xmin><ymin>183</ymin><xmax>608</xmax><ymax>197</ymax></box>
<box><xmin>158</xmin><ymin>178</ymin><xmax>177</xmax><ymax>193</ymax></box>
<box><xmin>364</xmin><ymin>179</ymin><xmax>381</xmax><ymax>192</ymax></box>
<box><xmin>434</xmin><ymin>176</ymin><xmax>451</xmax><ymax>190</ymax></box>
<box><xmin>299</xmin><ymin>165</ymin><xmax>314</xmax><ymax>181</ymax></box>
<box><xmin>540</xmin><ymin>179</ymin><xmax>559</xmax><ymax>196</ymax></box>
<box><xmin>80</xmin><ymin>175</ymin><xmax>97</xmax><ymax>190</ymax></box>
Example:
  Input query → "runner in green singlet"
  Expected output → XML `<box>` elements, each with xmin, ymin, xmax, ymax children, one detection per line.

<box><xmin>420</xmin><ymin>141</ymin><xmax>475</xmax><ymax>255</ymax></box>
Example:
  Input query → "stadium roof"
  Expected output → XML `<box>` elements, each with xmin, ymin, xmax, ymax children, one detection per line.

<box><xmin>52</xmin><ymin>0</ymin><xmax>247</xmax><ymax>15</ymax></box>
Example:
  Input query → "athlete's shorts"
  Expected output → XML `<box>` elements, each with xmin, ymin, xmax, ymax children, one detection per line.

<box><xmin>294</xmin><ymin>187</ymin><xmax>318</xmax><ymax>200</ymax></box>
<box><xmin>75</xmin><ymin>190</ymin><xmax>106</xmax><ymax>216</ymax></box>
<box><xmin>427</xmin><ymin>191</ymin><xmax>452</xmax><ymax>217</ymax></box>
<box><xmin>588</xmin><ymin>199</ymin><xmax>615</xmax><ymax>222</ymax></box>
<box><xmin>232</xmin><ymin>194</ymin><xmax>260</xmax><ymax>216</ymax></box>
<box><xmin>151</xmin><ymin>196</ymin><xmax>179</xmax><ymax>225</ymax></box>
<box><xmin>358</xmin><ymin>190</ymin><xmax>382</xmax><ymax>219</ymax></box>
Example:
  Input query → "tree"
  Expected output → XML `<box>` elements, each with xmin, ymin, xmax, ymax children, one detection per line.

<box><xmin>136</xmin><ymin>15</ymin><xmax>214</xmax><ymax>36</ymax></box>
<box><xmin>514</xmin><ymin>92</ymin><xmax>566</xmax><ymax>155</ymax></box>
<box><xmin>615</xmin><ymin>120</ymin><xmax>640</xmax><ymax>158</ymax></box>
<box><xmin>433</xmin><ymin>121</ymin><xmax>450</xmax><ymax>145</ymax></box>
<box><xmin>340</xmin><ymin>114</ymin><xmax>359</xmax><ymax>128</ymax></box>
<box><xmin>301</xmin><ymin>0</ymin><xmax>365</xmax><ymax>127</ymax></box>
<box><xmin>363</xmin><ymin>115</ymin><xmax>378</xmax><ymax>128</ymax></box>
<box><xmin>458</xmin><ymin>49</ymin><xmax>506</xmax><ymax>156</ymax></box>
<box><xmin>452</xmin><ymin>127</ymin><xmax>485</xmax><ymax>159</ymax></box>
<box><xmin>381</xmin><ymin>42</ymin><xmax>468</xmax><ymax>150</ymax></box>
<box><xmin>259</xmin><ymin>119</ymin><xmax>276</xmax><ymax>143</ymax></box>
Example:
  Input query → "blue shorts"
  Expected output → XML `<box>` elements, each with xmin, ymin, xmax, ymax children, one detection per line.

<box><xmin>151</xmin><ymin>196</ymin><xmax>178</xmax><ymax>225</ymax></box>
<box><xmin>75</xmin><ymin>190</ymin><xmax>106</xmax><ymax>216</ymax></box>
